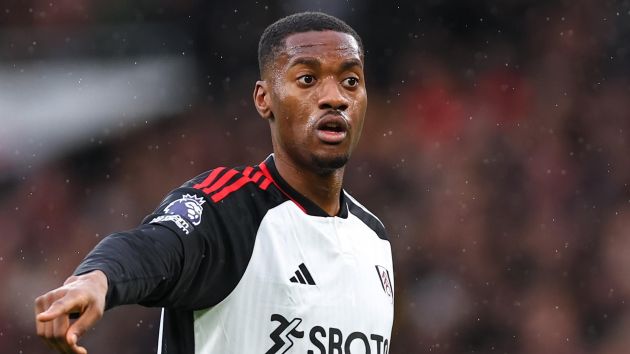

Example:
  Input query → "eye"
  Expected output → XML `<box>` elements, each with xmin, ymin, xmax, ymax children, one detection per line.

<box><xmin>297</xmin><ymin>75</ymin><xmax>316</xmax><ymax>86</ymax></box>
<box><xmin>342</xmin><ymin>77</ymin><xmax>360</xmax><ymax>88</ymax></box>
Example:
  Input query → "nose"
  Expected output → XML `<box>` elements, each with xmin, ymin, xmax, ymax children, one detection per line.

<box><xmin>317</xmin><ymin>78</ymin><xmax>349</xmax><ymax>111</ymax></box>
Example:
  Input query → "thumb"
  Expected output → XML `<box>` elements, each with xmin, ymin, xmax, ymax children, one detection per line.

<box><xmin>66</xmin><ymin>332</ymin><xmax>88</xmax><ymax>354</ymax></box>
<box><xmin>67</xmin><ymin>306</ymin><xmax>102</xmax><ymax>344</ymax></box>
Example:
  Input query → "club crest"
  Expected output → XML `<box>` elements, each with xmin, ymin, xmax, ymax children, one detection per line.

<box><xmin>375</xmin><ymin>265</ymin><xmax>393</xmax><ymax>301</ymax></box>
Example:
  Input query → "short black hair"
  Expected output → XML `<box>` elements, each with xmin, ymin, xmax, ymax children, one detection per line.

<box><xmin>258</xmin><ymin>12</ymin><xmax>363</xmax><ymax>77</ymax></box>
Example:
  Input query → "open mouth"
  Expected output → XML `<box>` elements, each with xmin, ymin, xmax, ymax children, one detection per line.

<box><xmin>315</xmin><ymin>114</ymin><xmax>349</xmax><ymax>144</ymax></box>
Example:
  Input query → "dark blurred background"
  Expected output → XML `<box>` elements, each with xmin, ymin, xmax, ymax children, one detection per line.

<box><xmin>2</xmin><ymin>0</ymin><xmax>630</xmax><ymax>353</ymax></box>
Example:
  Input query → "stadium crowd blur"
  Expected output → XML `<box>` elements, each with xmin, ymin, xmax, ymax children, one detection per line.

<box><xmin>2</xmin><ymin>1</ymin><xmax>629</xmax><ymax>353</ymax></box>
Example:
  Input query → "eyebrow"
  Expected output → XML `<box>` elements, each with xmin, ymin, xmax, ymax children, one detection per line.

<box><xmin>287</xmin><ymin>57</ymin><xmax>363</xmax><ymax>72</ymax></box>
<box><xmin>339</xmin><ymin>58</ymin><xmax>363</xmax><ymax>72</ymax></box>
<box><xmin>287</xmin><ymin>57</ymin><xmax>321</xmax><ymax>69</ymax></box>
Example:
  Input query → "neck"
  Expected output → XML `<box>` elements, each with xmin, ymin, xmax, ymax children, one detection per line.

<box><xmin>273</xmin><ymin>153</ymin><xmax>345</xmax><ymax>216</ymax></box>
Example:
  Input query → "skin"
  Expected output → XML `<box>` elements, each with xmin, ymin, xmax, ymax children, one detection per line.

<box><xmin>34</xmin><ymin>270</ymin><xmax>107</xmax><ymax>354</ymax></box>
<box><xmin>34</xmin><ymin>29</ymin><xmax>368</xmax><ymax>353</ymax></box>
<box><xmin>254</xmin><ymin>30</ymin><xmax>367</xmax><ymax>215</ymax></box>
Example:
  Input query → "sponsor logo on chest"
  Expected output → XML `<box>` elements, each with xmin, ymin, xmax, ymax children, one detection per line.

<box><xmin>266</xmin><ymin>314</ymin><xmax>390</xmax><ymax>354</ymax></box>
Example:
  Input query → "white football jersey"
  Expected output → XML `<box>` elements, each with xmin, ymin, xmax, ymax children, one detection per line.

<box><xmin>75</xmin><ymin>155</ymin><xmax>394</xmax><ymax>354</ymax></box>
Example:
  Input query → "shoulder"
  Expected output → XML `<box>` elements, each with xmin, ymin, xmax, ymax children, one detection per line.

<box><xmin>344</xmin><ymin>191</ymin><xmax>388</xmax><ymax>241</ymax></box>
<box><xmin>145</xmin><ymin>163</ymin><xmax>283</xmax><ymax>236</ymax></box>
<box><xmin>182</xmin><ymin>164</ymin><xmax>274</xmax><ymax>204</ymax></box>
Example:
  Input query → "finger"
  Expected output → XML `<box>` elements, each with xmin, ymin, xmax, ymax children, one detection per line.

<box><xmin>68</xmin><ymin>334</ymin><xmax>88</xmax><ymax>354</ymax></box>
<box><xmin>44</xmin><ymin>312</ymin><xmax>66</xmax><ymax>353</ymax></box>
<box><xmin>38</xmin><ymin>293</ymin><xmax>85</xmax><ymax>353</ymax></box>
<box><xmin>34</xmin><ymin>295</ymin><xmax>48</xmax><ymax>337</ymax></box>
<box><xmin>51</xmin><ymin>309</ymin><xmax>72</xmax><ymax>351</ymax></box>
<box><xmin>35</xmin><ymin>295</ymin><xmax>57</xmax><ymax>351</ymax></box>
<box><xmin>37</xmin><ymin>296</ymin><xmax>81</xmax><ymax>323</ymax></box>
<box><xmin>67</xmin><ymin>305</ymin><xmax>102</xmax><ymax>345</ymax></box>
<box><xmin>40</xmin><ymin>298</ymin><xmax>70</xmax><ymax>353</ymax></box>
<box><xmin>41</xmin><ymin>296</ymin><xmax>55</xmax><ymax>340</ymax></box>
<box><xmin>51</xmin><ymin>307</ymin><xmax>70</xmax><ymax>337</ymax></box>
<box><xmin>47</xmin><ymin>319</ymin><xmax>77</xmax><ymax>354</ymax></box>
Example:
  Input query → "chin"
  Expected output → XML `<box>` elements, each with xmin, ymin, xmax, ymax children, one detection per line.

<box><xmin>311</xmin><ymin>153</ymin><xmax>349</xmax><ymax>174</ymax></box>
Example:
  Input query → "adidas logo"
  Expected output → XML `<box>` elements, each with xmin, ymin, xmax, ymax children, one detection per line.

<box><xmin>289</xmin><ymin>263</ymin><xmax>316</xmax><ymax>285</ymax></box>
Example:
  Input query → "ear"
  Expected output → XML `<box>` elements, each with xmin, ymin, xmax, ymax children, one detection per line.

<box><xmin>253</xmin><ymin>80</ymin><xmax>274</xmax><ymax>120</ymax></box>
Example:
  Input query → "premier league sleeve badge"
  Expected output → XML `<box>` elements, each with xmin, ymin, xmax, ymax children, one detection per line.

<box><xmin>163</xmin><ymin>194</ymin><xmax>206</xmax><ymax>226</ymax></box>
<box><xmin>150</xmin><ymin>194</ymin><xmax>206</xmax><ymax>235</ymax></box>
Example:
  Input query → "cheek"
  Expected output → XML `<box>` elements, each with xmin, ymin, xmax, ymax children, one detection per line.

<box><xmin>271</xmin><ymin>83</ymin><xmax>318</xmax><ymax>135</ymax></box>
<box><xmin>284</xmin><ymin>95</ymin><xmax>315</xmax><ymax>126</ymax></box>
<box><xmin>352</xmin><ymin>94</ymin><xmax>368</xmax><ymax>125</ymax></box>
<box><xmin>273</xmin><ymin>97</ymin><xmax>308</xmax><ymax>140</ymax></box>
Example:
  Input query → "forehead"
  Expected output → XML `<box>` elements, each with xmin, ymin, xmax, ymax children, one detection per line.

<box><xmin>280</xmin><ymin>30</ymin><xmax>362</xmax><ymax>65</ymax></box>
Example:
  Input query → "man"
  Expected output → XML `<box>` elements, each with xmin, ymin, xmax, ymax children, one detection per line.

<box><xmin>35</xmin><ymin>12</ymin><xmax>394</xmax><ymax>354</ymax></box>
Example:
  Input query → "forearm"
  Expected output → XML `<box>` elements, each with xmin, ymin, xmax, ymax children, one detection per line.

<box><xmin>74</xmin><ymin>224</ymin><xmax>185</xmax><ymax>309</ymax></box>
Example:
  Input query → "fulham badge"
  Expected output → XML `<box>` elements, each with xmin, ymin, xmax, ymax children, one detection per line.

<box><xmin>375</xmin><ymin>265</ymin><xmax>393</xmax><ymax>302</ymax></box>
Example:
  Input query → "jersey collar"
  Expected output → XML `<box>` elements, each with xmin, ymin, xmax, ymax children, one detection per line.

<box><xmin>260</xmin><ymin>154</ymin><xmax>349</xmax><ymax>218</ymax></box>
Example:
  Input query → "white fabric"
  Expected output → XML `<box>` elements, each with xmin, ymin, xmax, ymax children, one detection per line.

<box><xmin>191</xmin><ymin>200</ymin><xmax>394</xmax><ymax>354</ymax></box>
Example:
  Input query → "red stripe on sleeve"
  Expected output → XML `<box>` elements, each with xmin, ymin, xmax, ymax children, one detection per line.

<box><xmin>259</xmin><ymin>178</ymin><xmax>271</xmax><ymax>190</ymax></box>
<box><xmin>210</xmin><ymin>169</ymin><xmax>265</xmax><ymax>203</ymax></box>
<box><xmin>250</xmin><ymin>171</ymin><xmax>263</xmax><ymax>183</ymax></box>
<box><xmin>202</xmin><ymin>169</ymin><xmax>239</xmax><ymax>194</ymax></box>
<box><xmin>193</xmin><ymin>167</ymin><xmax>226</xmax><ymax>190</ymax></box>
<box><xmin>242</xmin><ymin>166</ymin><xmax>254</xmax><ymax>177</ymax></box>
<box><xmin>211</xmin><ymin>176</ymin><xmax>252</xmax><ymax>202</ymax></box>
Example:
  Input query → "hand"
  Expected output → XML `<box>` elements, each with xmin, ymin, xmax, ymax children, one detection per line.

<box><xmin>35</xmin><ymin>270</ymin><xmax>108</xmax><ymax>354</ymax></box>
